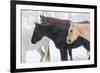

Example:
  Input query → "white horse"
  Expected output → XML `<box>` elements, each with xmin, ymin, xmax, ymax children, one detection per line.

<box><xmin>22</xmin><ymin>25</ymin><xmax>50</xmax><ymax>63</ymax></box>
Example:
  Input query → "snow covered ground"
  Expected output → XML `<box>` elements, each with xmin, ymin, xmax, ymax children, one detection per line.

<box><xmin>25</xmin><ymin>40</ymin><xmax>89</xmax><ymax>63</ymax></box>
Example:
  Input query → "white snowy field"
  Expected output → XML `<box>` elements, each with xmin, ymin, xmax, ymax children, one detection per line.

<box><xmin>25</xmin><ymin>40</ymin><xmax>89</xmax><ymax>63</ymax></box>
<box><xmin>21</xmin><ymin>10</ymin><xmax>90</xmax><ymax>63</ymax></box>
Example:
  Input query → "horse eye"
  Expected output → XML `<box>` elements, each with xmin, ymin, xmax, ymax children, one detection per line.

<box><xmin>70</xmin><ymin>30</ymin><xmax>73</xmax><ymax>32</ymax></box>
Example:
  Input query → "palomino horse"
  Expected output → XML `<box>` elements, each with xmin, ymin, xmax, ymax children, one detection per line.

<box><xmin>22</xmin><ymin>25</ymin><xmax>50</xmax><ymax>63</ymax></box>
<box><xmin>66</xmin><ymin>21</ymin><xmax>90</xmax><ymax>59</ymax></box>
<box><xmin>31</xmin><ymin>22</ymin><xmax>90</xmax><ymax>61</ymax></box>
<box><xmin>66</xmin><ymin>21</ymin><xmax>90</xmax><ymax>44</ymax></box>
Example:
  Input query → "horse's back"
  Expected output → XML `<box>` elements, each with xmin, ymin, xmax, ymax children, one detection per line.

<box><xmin>78</xmin><ymin>23</ymin><xmax>90</xmax><ymax>41</ymax></box>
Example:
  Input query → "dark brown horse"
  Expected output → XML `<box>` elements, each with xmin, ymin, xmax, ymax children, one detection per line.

<box><xmin>40</xmin><ymin>15</ymin><xmax>72</xmax><ymax>60</ymax></box>
<box><xmin>40</xmin><ymin>15</ymin><xmax>71</xmax><ymax>29</ymax></box>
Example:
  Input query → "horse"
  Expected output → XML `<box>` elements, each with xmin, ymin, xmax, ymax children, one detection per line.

<box><xmin>40</xmin><ymin>14</ymin><xmax>71</xmax><ymax>29</ymax></box>
<box><xmin>22</xmin><ymin>25</ymin><xmax>51</xmax><ymax>63</ymax></box>
<box><xmin>40</xmin><ymin>15</ymin><xmax>90</xmax><ymax>60</ymax></box>
<box><xmin>31</xmin><ymin>22</ymin><xmax>90</xmax><ymax>61</ymax></box>
<box><xmin>40</xmin><ymin>15</ymin><xmax>71</xmax><ymax>60</ymax></box>
<box><xmin>66</xmin><ymin>21</ymin><xmax>90</xmax><ymax>44</ymax></box>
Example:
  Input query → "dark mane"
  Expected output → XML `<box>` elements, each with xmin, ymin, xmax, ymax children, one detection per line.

<box><xmin>77</xmin><ymin>21</ymin><xmax>90</xmax><ymax>24</ymax></box>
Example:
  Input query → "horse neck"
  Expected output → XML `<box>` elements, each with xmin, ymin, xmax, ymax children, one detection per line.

<box><xmin>41</xmin><ymin>25</ymin><xmax>54</xmax><ymax>39</ymax></box>
<box><xmin>45</xmin><ymin>17</ymin><xmax>71</xmax><ymax>29</ymax></box>
<box><xmin>78</xmin><ymin>36</ymin><xmax>89</xmax><ymax>44</ymax></box>
<box><xmin>79</xmin><ymin>36</ymin><xmax>90</xmax><ymax>51</ymax></box>
<box><xmin>66</xmin><ymin>36</ymin><xmax>89</xmax><ymax>49</ymax></box>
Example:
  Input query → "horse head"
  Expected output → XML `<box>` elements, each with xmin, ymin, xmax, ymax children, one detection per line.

<box><xmin>31</xmin><ymin>22</ymin><xmax>44</xmax><ymax>44</ymax></box>
<box><xmin>66</xmin><ymin>23</ymin><xmax>80</xmax><ymax>44</ymax></box>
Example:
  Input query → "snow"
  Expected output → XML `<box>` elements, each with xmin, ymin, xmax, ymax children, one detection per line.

<box><xmin>25</xmin><ymin>39</ymin><xmax>89</xmax><ymax>63</ymax></box>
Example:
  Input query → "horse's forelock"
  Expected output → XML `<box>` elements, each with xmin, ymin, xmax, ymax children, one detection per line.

<box><xmin>69</xmin><ymin>22</ymin><xmax>74</xmax><ymax>31</ymax></box>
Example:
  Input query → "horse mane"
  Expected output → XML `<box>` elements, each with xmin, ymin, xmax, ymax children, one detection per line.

<box><xmin>77</xmin><ymin>21</ymin><xmax>90</xmax><ymax>24</ymax></box>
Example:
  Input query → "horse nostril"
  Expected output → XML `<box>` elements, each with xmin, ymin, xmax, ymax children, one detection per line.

<box><xmin>68</xmin><ymin>40</ymin><xmax>71</xmax><ymax>43</ymax></box>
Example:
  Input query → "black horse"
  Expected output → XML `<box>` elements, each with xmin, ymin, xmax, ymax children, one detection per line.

<box><xmin>31</xmin><ymin>22</ymin><xmax>90</xmax><ymax>61</ymax></box>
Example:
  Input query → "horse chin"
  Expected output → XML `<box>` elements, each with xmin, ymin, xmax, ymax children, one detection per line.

<box><xmin>31</xmin><ymin>42</ymin><xmax>35</xmax><ymax>44</ymax></box>
<box><xmin>66</xmin><ymin>40</ymin><xmax>72</xmax><ymax>44</ymax></box>
<box><xmin>32</xmin><ymin>42</ymin><xmax>36</xmax><ymax>44</ymax></box>
<box><xmin>31</xmin><ymin>40</ymin><xmax>37</xmax><ymax>44</ymax></box>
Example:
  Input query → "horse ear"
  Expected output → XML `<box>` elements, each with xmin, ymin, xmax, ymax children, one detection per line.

<box><xmin>40</xmin><ymin>14</ymin><xmax>42</xmax><ymax>18</ymax></box>
<box><xmin>34</xmin><ymin>22</ymin><xmax>38</xmax><ymax>26</ymax></box>
<box><xmin>40</xmin><ymin>14</ymin><xmax>44</xmax><ymax>18</ymax></box>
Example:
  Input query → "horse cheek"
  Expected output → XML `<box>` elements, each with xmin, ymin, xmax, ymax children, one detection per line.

<box><xmin>72</xmin><ymin>30</ymin><xmax>79</xmax><ymax>43</ymax></box>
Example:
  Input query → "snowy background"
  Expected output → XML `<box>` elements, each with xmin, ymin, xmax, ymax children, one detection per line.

<box><xmin>21</xmin><ymin>10</ymin><xmax>90</xmax><ymax>63</ymax></box>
